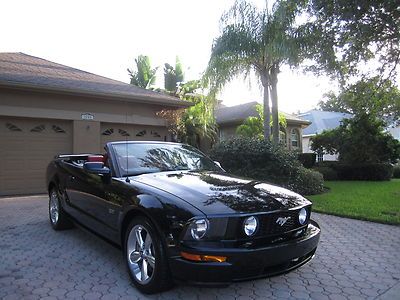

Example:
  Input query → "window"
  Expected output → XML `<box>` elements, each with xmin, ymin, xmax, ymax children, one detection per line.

<box><xmin>291</xmin><ymin>129</ymin><xmax>300</xmax><ymax>148</ymax></box>
<box><xmin>317</xmin><ymin>152</ymin><xmax>324</xmax><ymax>162</ymax></box>
<box><xmin>102</xmin><ymin>128</ymin><xmax>114</xmax><ymax>136</ymax></box>
<box><xmin>30</xmin><ymin>125</ymin><xmax>45</xmax><ymax>133</ymax></box>
<box><xmin>52</xmin><ymin>125</ymin><xmax>66</xmax><ymax>133</ymax></box>
<box><xmin>118</xmin><ymin>129</ymin><xmax>130</xmax><ymax>137</ymax></box>
<box><xmin>6</xmin><ymin>123</ymin><xmax>22</xmax><ymax>132</ymax></box>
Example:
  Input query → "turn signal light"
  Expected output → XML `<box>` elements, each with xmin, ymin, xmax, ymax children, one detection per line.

<box><xmin>181</xmin><ymin>251</ymin><xmax>227</xmax><ymax>263</ymax></box>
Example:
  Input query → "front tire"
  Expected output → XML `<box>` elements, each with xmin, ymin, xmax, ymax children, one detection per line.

<box><xmin>49</xmin><ymin>188</ymin><xmax>73</xmax><ymax>230</ymax></box>
<box><xmin>124</xmin><ymin>217</ymin><xmax>172</xmax><ymax>294</ymax></box>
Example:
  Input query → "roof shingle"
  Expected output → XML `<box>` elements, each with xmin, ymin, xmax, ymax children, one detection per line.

<box><xmin>297</xmin><ymin>109</ymin><xmax>353</xmax><ymax>136</ymax></box>
<box><xmin>215</xmin><ymin>101</ymin><xmax>310</xmax><ymax>125</ymax></box>
<box><xmin>0</xmin><ymin>52</ymin><xmax>189</xmax><ymax>107</ymax></box>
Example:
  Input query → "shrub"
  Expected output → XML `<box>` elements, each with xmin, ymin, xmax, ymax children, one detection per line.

<box><xmin>335</xmin><ymin>163</ymin><xmax>393</xmax><ymax>181</ymax></box>
<box><xmin>210</xmin><ymin>137</ymin><xmax>324</xmax><ymax>195</ymax></box>
<box><xmin>298</xmin><ymin>153</ymin><xmax>316</xmax><ymax>168</ymax></box>
<box><xmin>288</xmin><ymin>168</ymin><xmax>324</xmax><ymax>195</ymax></box>
<box><xmin>393</xmin><ymin>165</ymin><xmax>400</xmax><ymax>178</ymax></box>
<box><xmin>313</xmin><ymin>166</ymin><xmax>338</xmax><ymax>181</ymax></box>
<box><xmin>315</xmin><ymin>161</ymin><xmax>339</xmax><ymax>168</ymax></box>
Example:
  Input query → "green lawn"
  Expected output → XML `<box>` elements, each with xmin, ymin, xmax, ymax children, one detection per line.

<box><xmin>308</xmin><ymin>179</ymin><xmax>400</xmax><ymax>225</ymax></box>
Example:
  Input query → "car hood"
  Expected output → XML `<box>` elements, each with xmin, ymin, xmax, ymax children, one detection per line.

<box><xmin>132</xmin><ymin>171</ymin><xmax>311</xmax><ymax>216</ymax></box>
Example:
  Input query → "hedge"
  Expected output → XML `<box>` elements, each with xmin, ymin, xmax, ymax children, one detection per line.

<box><xmin>394</xmin><ymin>165</ymin><xmax>400</xmax><ymax>178</ymax></box>
<box><xmin>335</xmin><ymin>163</ymin><xmax>393</xmax><ymax>181</ymax></box>
<box><xmin>298</xmin><ymin>153</ymin><xmax>316</xmax><ymax>169</ymax></box>
<box><xmin>210</xmin><ymin>137</ymin><xmax>324</xmax><ymax>195</ymax></box>
<box><xmin>314</xmin><ymin>162</ymin><xmax>393</xmax><ymax>181</ymax></box>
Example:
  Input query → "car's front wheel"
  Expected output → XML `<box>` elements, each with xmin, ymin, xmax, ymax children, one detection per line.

<box><xmin>124</xmin><ymin>217</ymin><xmax>172</xmax><ymax>294</ymax></box>
<box><xmin>49</xmin><ymin>188</ymin><xmax>73</xmax><ymax>230</ymax></box>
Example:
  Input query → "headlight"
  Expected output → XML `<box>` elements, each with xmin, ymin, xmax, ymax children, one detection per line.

<box><xmin>190</xmin><ymin>219</ymin><xmax>209</xmax><ymax>240</ymax></box>
<box><xmin>243</xmin><ymin>216</ymin><xmax>258</xmax><ymax>236</ymax></box>
<box><xmin>299</xmin><ymin>208</ymin><xmax>307</xmax><ymax>225</ymax></box>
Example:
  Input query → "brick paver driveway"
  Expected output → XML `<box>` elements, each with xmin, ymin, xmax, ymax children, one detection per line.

<box><xmin>1</xmin><ymin>195</ymin><xmax>399</xmax><ymax>300</ymax></box>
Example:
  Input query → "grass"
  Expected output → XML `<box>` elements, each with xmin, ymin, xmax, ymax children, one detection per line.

<box><xmin>308</xmin><ymin>179</ymin><xmax>400</xmax><ymax>225</ymax></box>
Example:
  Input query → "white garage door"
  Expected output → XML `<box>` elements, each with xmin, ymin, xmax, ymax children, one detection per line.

<box><xmin>100</xmin><ymin>123</ymin><xmax>168</xmax><ymax>150</ymax></box>
<box><xmin>0</xmin><ymin>117</ymin><xmax>72</xmax><ymax>196</ymax></box>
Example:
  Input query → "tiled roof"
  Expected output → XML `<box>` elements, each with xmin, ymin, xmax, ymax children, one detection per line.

<box><xmin>215</xmin><ymin>101</ymin><xmax>310</xmax><ymax>125</ymax></box>
<box><xmin>0</xmin><ymin>52</ymin><xmax>189</xmax><ymax>107</ymax></box>
<box><xmin>297</xmin><ymin>109</ymin><xmax>353</xmax><ymax>136</ymax></box>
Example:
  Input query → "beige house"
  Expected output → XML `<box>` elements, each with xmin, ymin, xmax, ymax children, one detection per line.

<box><xmin>0</xmin><ymin>53</ymin><xmax>190</xmax><ymax>195</ymax></box>
<box><xmin>215</xmin><ymin>102</ymin><xmax>310</xmax><ymax>151</ymax></box>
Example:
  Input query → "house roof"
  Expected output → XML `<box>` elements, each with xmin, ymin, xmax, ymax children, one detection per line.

<box><xmin>215</xmin><ymin>101</ymin><xmax>311</xmax><ymax>126</ymax></box>
<box><xmin>297</xmin><ymin>109</ymin><xmax>353</xmax><ymax>136</ymax></box>
<box><xmin>0</xmin><ymin>52</ymin><xmax>190</xmax><ymax>108</ymax></box>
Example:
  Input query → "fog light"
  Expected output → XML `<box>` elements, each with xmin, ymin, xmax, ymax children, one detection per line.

<box><xmin>181</xmin><ymin>252</ymin><xmax>227</xmax><ymax>262</ymax></box>
<box><xmin>299</xmin><ymin>208</ymin><xmax>307</xmax><ymax>225</ymax></box>
<box><xmin>243</xmin><ymin>216</ymin><xmax>258</xmax><ymax>236</ymax></box>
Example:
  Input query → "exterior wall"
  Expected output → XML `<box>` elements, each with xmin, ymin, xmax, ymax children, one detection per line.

<box><xmin>302</xmin><ymin>136</ymin><xmax>339</xmax><ymax>161</ymax></box>
<box><xmin>0</xmin><ymin>88</ymin><xmax>170</xmax><ymax>153</ymax></box>
<box><xmin>73</xmin><ymin>120</ymin><xmax>101</xmax><ymax>153</ymax></box>
<box><xmin>219</xmin><ymin>124</ymin><xmax>238</xmax><ymax>141</ymax></box>
<box><xmin>388</xmin><ymin>126</ymin><xmax>400</xmax><ymax>141</ymax></box>
<box><xmin>218</xmin><ymin>122</ymin><xmax>304</xmax><ymax>152</ymax></box>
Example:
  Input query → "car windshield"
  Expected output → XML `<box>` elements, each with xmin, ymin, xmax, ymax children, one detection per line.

<box><xmin>112</xmin><ymin>143</ymin><xmax>220</xmax><ymax>176</ymax></box>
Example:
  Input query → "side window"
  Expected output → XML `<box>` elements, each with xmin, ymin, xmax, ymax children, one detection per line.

<box><xmin>291</xmin><ymin>129</ymin><xmax>300</xmax><ymax>148</ymax></box>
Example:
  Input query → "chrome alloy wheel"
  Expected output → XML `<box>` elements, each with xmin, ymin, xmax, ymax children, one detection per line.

<box><xmin>49</xmin><ymin>191</ymin><xmax>59</xmax><ymax>224</ymax></box>
<box><xmin>127</xmin><ymin>225</ymin><xmax>156</xmax><ymax>284</ymax></box>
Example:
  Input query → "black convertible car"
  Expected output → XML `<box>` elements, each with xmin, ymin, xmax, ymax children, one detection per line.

<box><xmin>46</xmin><ymin>141</ymin><xmax>320</xmax><ymax>294</ymax></box>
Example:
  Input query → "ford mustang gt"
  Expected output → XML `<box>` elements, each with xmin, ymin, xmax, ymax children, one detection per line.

<box><xmin>46</xmin><ymin>141</ymin><xmax>320</xmax><ymax>294</ymax></box>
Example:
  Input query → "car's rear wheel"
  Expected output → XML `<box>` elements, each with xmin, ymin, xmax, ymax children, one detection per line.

<box><xmin>49</xmin><ymin>188</ymin><xmax>73</xmax><ymax>230</ymax></box>
<box><xmin>124</xmin><ymin>217</ymin><xmax>172</xmax><ymax>294</ymax></box>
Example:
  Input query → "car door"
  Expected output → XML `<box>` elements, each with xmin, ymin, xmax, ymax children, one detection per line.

<box><xmin>64</xmin><ymin>163</ymin><xmax>106</xmax><ymax>223</ymax></box>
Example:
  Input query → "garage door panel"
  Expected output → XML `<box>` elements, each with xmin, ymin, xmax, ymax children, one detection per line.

<box><xmin>0</xmin><ymin>117</ymin><xmax>72</xmax><ymax>196</ymax></box>
<box><xmin>100</xmin><ymin>123</ymin><xmax>168</xmax><ymax>149</ymax></box>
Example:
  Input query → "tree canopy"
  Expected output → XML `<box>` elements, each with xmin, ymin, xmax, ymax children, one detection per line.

<box><xmin>297</xmin><ymin>0</ymin><xmax>400</xmax><ymax>80</ymax></box>
<box><xmin>164</xmin><ymin>57</ymin><xmax>184</xmax><ymax>93</ymax></box>
<box><xmin>318</xmin><ymin>76</ymin><xmax>400</xmax><ymax>126</ymax></box>
<box><xmin>127</xmin><ymin>55</ymin><xmax>158</xmax><ymax>89</ymax></box>
<box><xmin>311</xmin><ymin>115</ymin><xmax>400</xmax><ymax>164</ymax></box>
<box><xmin>205</xmin><ymin>0</ymin><xmax>302</xmax><ymax>143</ymax></box>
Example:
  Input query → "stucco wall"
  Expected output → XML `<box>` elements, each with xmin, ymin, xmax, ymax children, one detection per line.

<box><xmin>303</xmin><ymin>136</ymin><xmax>339</xmax><ymax>161</ymax></box>
<box><xmin>0</xmin><ymin>88</ymin><xmax>171</xmax><ymax>153</ymax></box>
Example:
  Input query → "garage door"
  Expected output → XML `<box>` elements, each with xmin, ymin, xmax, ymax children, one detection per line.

<box><xmin>100</xmin><ymin>123</ymin><xmax>168</xmax><ymax>150</ymax></box>
<box><xmin>0</xmin><ymin>117</ymin><xmax>72</xmax><ymax>196</ymax></box>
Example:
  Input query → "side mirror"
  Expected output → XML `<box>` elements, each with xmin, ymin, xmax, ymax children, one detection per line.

<box><xmin>214</xmin><ymin>161</ymin><xmax>226</xmax><ymax>172</ymax></box>
<box><xmin>83</xmin><ymin>162</ymin><xmax>111</xmax><ymax>175</ymax></box>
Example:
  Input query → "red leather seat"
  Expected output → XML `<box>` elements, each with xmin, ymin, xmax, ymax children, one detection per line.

<box><xmin>87</xmin><ymin>155</ymin><xmax>105</xmax><ymax>163</ymax></box>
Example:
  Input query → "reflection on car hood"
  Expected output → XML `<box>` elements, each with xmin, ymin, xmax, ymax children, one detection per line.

<box><xmin>132</xmin><ymin>171</ymin><xmax>311</xmax><ymax>215</ymax></box>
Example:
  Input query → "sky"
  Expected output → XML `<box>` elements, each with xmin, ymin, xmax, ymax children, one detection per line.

<box><xmin>1</xmin><ymin>0</ymin><xmax>338</xmax><ymax>114</ymax></box>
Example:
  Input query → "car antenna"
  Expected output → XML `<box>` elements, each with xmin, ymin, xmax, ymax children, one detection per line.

<box><xmin>125</xmin><ymin>101</ymin><xmax>130</xmax><ymax>183</ymax></box>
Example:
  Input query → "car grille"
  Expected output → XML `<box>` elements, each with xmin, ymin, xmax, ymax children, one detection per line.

<box><xmin>226</xmin><ymin>208</ymin><xmax>310</xmax><ymax>240</ymax></box>
<box><xmin>258</xmin><ymin>210</ymin><xmax>300</xmax><ymax>236</ymax></box>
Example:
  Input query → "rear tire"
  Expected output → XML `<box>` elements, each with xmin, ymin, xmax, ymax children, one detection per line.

<box><xmin>49</xmin><ymin>188</ymin><xmax>73</xmax><ymax>230</ymax></box>
<box><xmin>124</xmin><ymin>216</ymin><xmax>172</xmax><ymax>294</ymax></box>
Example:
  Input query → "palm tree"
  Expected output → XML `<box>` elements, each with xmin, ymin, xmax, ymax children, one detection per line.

<box><xmin>205</xmin><ymin>0</ymin><xmax>300</xmax><ymax>144</ymax></box>
<box><xmin>128</xmin><ymin>55</ymin><xmax>158</xmax><ymax>89</ymax></box>
<box><xmin>236</xmin><ymin>103</ymin><xmax>287</xmax><ymax>140</ymax></box>
<box><xmin>164</xmin><ymin>56</ymin><xmax>185</xmax><ymax>94</ymax></box>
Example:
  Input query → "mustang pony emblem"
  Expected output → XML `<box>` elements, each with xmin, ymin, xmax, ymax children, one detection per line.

<box><xmin>276</xmin><ymin>216</ymin><xmax>291</xmax><ymax>226</ymax></box>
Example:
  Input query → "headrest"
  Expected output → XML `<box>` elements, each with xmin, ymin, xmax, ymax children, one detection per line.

<box><xmin>88</xmin><ymin>155</ymin><xmax>105</xmax><ymax>163</ymax></box>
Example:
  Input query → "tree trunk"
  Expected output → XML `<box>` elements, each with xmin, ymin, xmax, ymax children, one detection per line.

<box><xmin>261</xmin><ymin>72</ymin><xmax>271</xmax><ymax>141</ymax></box>
<box><xmin>270</xmin><ymin>66</ymin><xmax>279</xmax><ymax>145</ymax></box>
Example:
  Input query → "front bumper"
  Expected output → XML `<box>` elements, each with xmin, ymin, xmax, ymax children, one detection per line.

<box><xmin>169</xmin><ymin>220</ymin><xmax>320</xmax><ymax>285</ymax></box>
